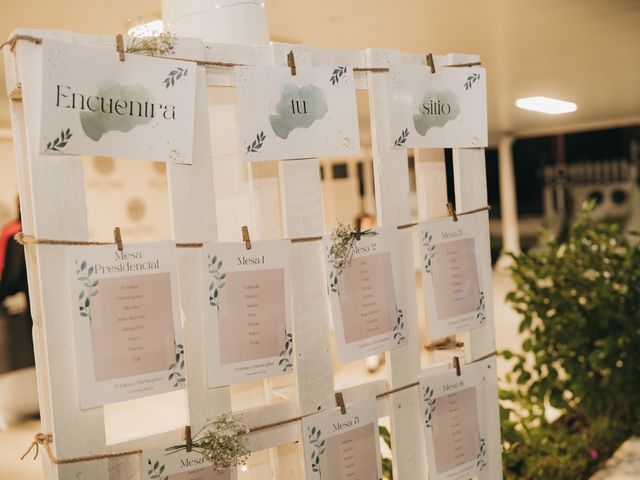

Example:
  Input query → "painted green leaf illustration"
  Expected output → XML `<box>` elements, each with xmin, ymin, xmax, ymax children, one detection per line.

<box><xmin>76</xmin><ymin>259</ymin><xmax>98</xmax><ymax>322</ymax></box>
<box><xmin>476</xmin><ymin>290</ymin><xmax>486</xmax><ymax>325</ymax></box>
<box><xmin>246</xmin><ymin>131</ymin><xmax>266</xmax><ymax>153</ymax></box>
<box><xmin>163</xmin><ymin>67</ymin><xmax>188</xmax><ymax>88</ymax></box>
<box><xmin>46</xmin><ymin>128</ymin><xmax>73</xmax><ymax>152</ymax></box>
<box><xmin>423</xmin><ymin>385</ymin><xmax>437</xmax><ymax>428</ymax></box>
<box><xmin>278</xmin><ymin>332</ymin><xmax>294</xmax><ymax>372</ymax></box>
<box><xmin>393</xmin><ymin>128</ymin><xmax>409</xmax><ymax>147</ymax></box>
<box><xmin>147</xmin><ymin>458</ymin><xmax>169</xmax><ymax>480</ymax></box>
<box><xmin>476</xmin><ymin>437</ymin><xmax>488</xmax><ymax>471</ymax></box>
<box><xmin>308</xmin><ymin>426</ymin><xmax>325</xmax><ymax>477</ymax></box>
<box><xmin>422</xmin><ymin>231</ymin><xmax>436</xmax><ymax>274</ymax></box>
<box><xmin>330</xmin><ymin>66</ymin><xmax>347</xmax><ymax>86</ymax></box>
<box><xmin>167</xmin><ymin>341</ymin><xmax>186</xmax><ymax>387</ymax></box>
<box><xmin>329</xmin><ymin>270</ymin><xmax>339</xmax><ymax>295</ymax></box>
<box><xmin>464</xmin><ymin>72</ymin><xmax>481</xmax><ymax>90</ymax></box>
<box><xmin>393</xmin><ymin>306</ymin><xmax>406</xmax><ymax>345</ymax></box>
<box><xmin>208</xmin><ymin>255</ymin><xmax>226</xmax><ymax>311</ymax></box>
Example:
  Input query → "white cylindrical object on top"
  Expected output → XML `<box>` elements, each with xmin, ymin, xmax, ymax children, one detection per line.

<box><xmin>161</xmin><ymin>0</ymin><xmax>269</xmax><ymax>45</ymax></box>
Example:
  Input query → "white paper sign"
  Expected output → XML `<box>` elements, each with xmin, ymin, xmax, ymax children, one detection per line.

<box><xmin>302</xmin><ymin>397</ymin><xmax>382</xmax><ymax>480</ymax></box>
<box><xmin>419</xmin><ymin>212</ymin><xmax>492</xmax><ymax>341</ymax></box>
<box><xmin>40</xmin><ymin>39</ymin><xmax>196</xmax><ymax>163</ymax></box>
<box><xmin>202</xmin><ymin>240</ymin><xmax>294</xmax><ymax>387</ymax></box>
<box><xmin>388</xmin><ymin>64</ymin><xmax>487</xmax><ymax>148</ymax></box>
<box><xmin>324</xmin><ymin>225</ymin><xmax>407</xmax><ymax>363</ymax></box>
<box><xmin>69</xmin><ymin>242</ymin><xmax>184</xmax><ymax>408</ymax></box>
<box><xmin>420</xmin><ymin>360</ymin><xmax>490</xmax><ymax>480</ymax></box>
<box><xmin>142</xmin><ymin>446</ymin><xmax>236</xmax><ymax>480</ymax></box>
<box><xmin>235</xmin><ymin>66</ymin><xmax>360</xmax><ymax>161</ymax></box>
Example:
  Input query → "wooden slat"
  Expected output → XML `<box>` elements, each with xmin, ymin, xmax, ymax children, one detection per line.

<box><xmin>414</xmin><ymin>147</ymin><xmax>459</xmax><ymax>364</ymax></box>
<box><xmin>167</xmin><ymin>63</ymin><xmax>233</xmax><ymax>432</ymax></box>
<box><xmin>277</xmin><ymin>44</ymin><xmax>336</xmax><ymax>417</ymax></box>
<box><xmin>10</xmin><ymin>30</ymin><xmax>108</xmax><ymax>479</ymax></box>
<box><xmin>452</xmin><ymin>148</ymin><xmax>502</xmax><ymax>480</ymax></box>
<box><xmin>366</xmin><ymin>47</ymin><xmax>429</xmax><ymax>479</ymax></box>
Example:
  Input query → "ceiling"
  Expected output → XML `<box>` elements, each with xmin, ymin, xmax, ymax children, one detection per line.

<box><xmin>1</xmin><ymin>0</ymin><xmax>639</xmax><ymax>144</ymax></box>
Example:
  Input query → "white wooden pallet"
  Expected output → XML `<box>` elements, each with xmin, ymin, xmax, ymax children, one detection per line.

<box><xmin>3</xmin><ymin>29</ymin><xmax>502</xmax><ymax>480</ymax></box>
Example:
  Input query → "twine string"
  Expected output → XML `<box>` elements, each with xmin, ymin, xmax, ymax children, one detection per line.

<box><xmin>1</xmin><ymin>34</ymin><xmax>481</xmax><ymax>70</ymax></box>
<box><xmin>20</xmin><ymin>433</ymin><xmax>49</xmax><ymax>461</ymax></box>
<box><xmin>425</xmin><ymin>338</ymin><xmax>465</xmax><ymax>351</ymax></box>
<box><xmin>0</xmin><ymin>34</ymin><xmax>42</xmax><ymax>52</ymax></box>
<box><xmin>14</xmin><ymin>206</ymin><xmax>489</xmax><ymax>248</ymax></box>
<box><xmin>21</xmin><ymin>432</ymin><xmax>142</xmax><ymax>464</ymax></box>
<box><xmin>22</xmin><ymin>350</ymin><xmax>496</xmax><ymax>464</ymax></box>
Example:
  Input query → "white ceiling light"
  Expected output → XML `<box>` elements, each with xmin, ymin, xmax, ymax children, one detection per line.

<box><xmin>515</xmin><ymin>96</ymin><xmax>577</xmax><ymax>115</ymax></box>
<box><xmin>127</xmin><ymin>20</ymin><xmax>165</xmax><ymax>37</ymax></box>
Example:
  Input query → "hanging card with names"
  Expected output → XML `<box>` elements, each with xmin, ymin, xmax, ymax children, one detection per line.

<box><xmin>419</xmin><ymin>212</ymin><xmax>492</xmax><ymax>341</ymax></box>
<box><xmin>324</xmin><ymin>225</ymin><xmax>407</xmax><ymax>363</ymax></box>
<box><xmin>202</xmin><ymin>240</ymin><xmax>294</xmax><ymax>387</ymax></box>
<box><xmin>69</xmin><ymin>242</ymin><xmax>184</xmax><ymax>408</ymax></box>
<box><xmin>420</xmin><ymin>360</ymin><xmax>490</xmax><ymax>480</ymax></box>
<box><xmin>142</xmin><ymin>445</ymin><xmax>236</xmax><ymax>480</ymax></box>
<box><xmin>302</xmin><ymin>396</ymin><xmax>382</xmax><ymax>480</ymax></box>
<box><xmin>40</xmin><ymin>38</ymin><xmax>196</xmax><ymax>163</ymax></box>
<box><xmin>235</xmin><ymin>65</ymin><xmax>360</xmax><ymax>161</ymax></box>
<box><xmin>388</xmin><ymin>64</ymin><xmax>487</xmax><ymax>148</ymax></box>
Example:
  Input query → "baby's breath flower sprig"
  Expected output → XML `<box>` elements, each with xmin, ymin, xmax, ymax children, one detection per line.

<box><xmin>166</xmin><ymin>414</ymin><xmax>250</xmax><ymax>473</ymax></box>
<box><xmin>329</xmin><ymin>221</ymin><xmax>377</xmax><ymax>274</ymax></box>
<box><xmin>125</xmin><ymin>17</ymin><xmax>176</xmax><ymax>57</ymax></box>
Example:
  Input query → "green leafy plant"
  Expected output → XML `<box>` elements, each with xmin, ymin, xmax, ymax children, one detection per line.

<box><xmin>393</xmin><ymin>128</ymin><xmax>409</xmax><ymax>147</ymax></box>
<box><xmin>500</xmin><ymin>202</ymin><xmax>640</xmax><ymax>479</ymax></box>
<box><xmin>163</xmin><ymin>67</ymin><xmax>188</xmax><ymax>88</ymax></box>
<box><xmin>76</xmin><ymin>260</ymin><xmax>98</xmax><ymax>322</ymax></box>
<box><xmin>379</xmin><ymin>425</ymin><xmax>393</xmax><ymax>480</ymax></box>
<box><xmin>46</xmin><ymin>128</ymin><xmax>72</xmax><ymax>152</ymax></box>
<box><xmin>246</xmin><ymin>131</ymin><xmax>266</xmax><ymax>153</ymax></box>
<box><xmin>464</xmin><ymin>73</ymin><xmax>481</xmax><ymax>90</ymax></box>
<box><xmin>330</xmin><ymin>66</ymin><xmax>347</xmax><ymax>85</ymax></box>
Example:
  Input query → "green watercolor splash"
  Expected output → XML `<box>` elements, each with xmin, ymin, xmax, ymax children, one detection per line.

<box><xmin>269</xmin><ymin>84</ymin><xmax>328</xmax><ymax>140</ymax></box>
<box><xmin>413</xmin><ymin>89</ymin><xmax>460</xmax><ymax>136</ymax></box>
<box><xmin>80</xmin><ymin>80</ymin><xmax>152</xmax><ymax>141</ymax></box>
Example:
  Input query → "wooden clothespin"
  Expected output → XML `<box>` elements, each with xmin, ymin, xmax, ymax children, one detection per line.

<box><xmin>241</xmin><ymin>225</ymin><xmax>252</xmax><ymax>250</ymax></box>
<box><xmin>335</xmin><ymin>392</ymin><xmax>347</xmax><ymax>415</ymax></box>
<box><xmin>113</xmin><ymin>227</ymin><xmax>123</xmax><ymax>251</ymax></box>
<box><xmin>453</xmin><ymin>356</ymin><xmax>461</xmax><ymax>377</ymax></box>
<box><xmin>184</xmin><ymin>425</ymin><xmax>193</xmax><ymax>452</ymax></box>
<box><xmin>287</xmin><ymin>50</ymin><xmax>297</xmax><ymax>76</ymax></box>
<box><xmin>354</xmin><ymin>217</ymin><xmax>362</xmax><ymax>241</ymax></box>
<box><xmin>115</xmin><ymin>34</ymin><xmax>125</xmax><ymax>62</ymax></box>
<box><xmin>426</xmin><ymin>53</ymin><xmax>436</xmax><ymax>74</ymax></box>
<box><xmin>446</xmin><ymin>202</ymin><xmax>458</xmax><ymax>222</ymax></box>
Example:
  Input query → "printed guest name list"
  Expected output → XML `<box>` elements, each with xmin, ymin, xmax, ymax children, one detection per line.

<box><xmin>69</xmin><ymin>241</ymin><xmax>184</xmax><ymax>408</ymax></box>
